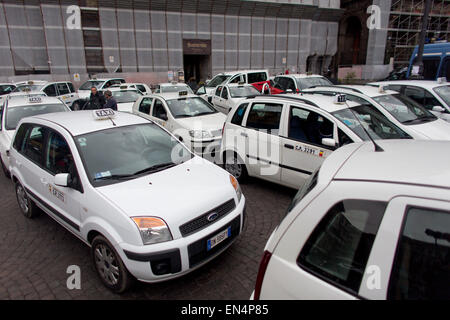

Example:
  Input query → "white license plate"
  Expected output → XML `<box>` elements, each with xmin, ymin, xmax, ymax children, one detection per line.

<box><xmin>207</xmin><ymin>227</ymin><xmax>231</xmax><ymax>251</ymax></box>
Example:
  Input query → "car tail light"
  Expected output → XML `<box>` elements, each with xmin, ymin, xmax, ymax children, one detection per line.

<box><xmin>254</xmin><ymin>250</ymin><xmax>272</xmax><ymax>300</ymax></box>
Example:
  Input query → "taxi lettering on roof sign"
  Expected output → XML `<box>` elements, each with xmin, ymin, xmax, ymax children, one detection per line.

<box><xmin>179</xmin><ymin>90</ymin><xmax>188</xmax><ymax>96</ymax></box>
<box><xmin>334</xmin><ymin>94</ymin><xmax>346</xmax><ymax>104</ymax></box>
<box><xmin>28</xmin><ymin>96</ymin><xmax>42</xmax><ymax>103</ymax></box>
<box><xmin>93</xmin><ymin>108</ymin><xmax>116</xmax><ymax>120</ymax></box>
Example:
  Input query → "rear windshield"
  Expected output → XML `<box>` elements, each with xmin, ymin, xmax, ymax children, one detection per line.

<box><xmin>433</xmin><ymin>85</ymin><xmax>450</xmax><ymax>107</ymax></box>
<box><xmin>206</xmin><ymin>75</ymin><xmax>231</xmax><ymax>88</ymax></box>
<box><xmin>161</xmin><ymin>85</ymin><xmax>194</xmax><ymax>94</ymax></box>
<box><xmin>79</xmin><ymin>81</ymin><xmax>105</xmax><ymax>90</ymax></box>
<box><xmin>13</xmin><ymin>85</ymin><xmax>45</xmax><ymax>92</ymax></box>
<box><xmin>6</xmin><ymin>103</ymin><xmax>68</xmax><ymax>130</ymax></box>
<box><xmin>296</xmin><ymin>77</ymin><xmax>333</xmax><ymax>90</ymax></box>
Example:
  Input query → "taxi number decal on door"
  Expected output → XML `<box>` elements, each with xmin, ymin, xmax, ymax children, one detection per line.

<box><xmin>295</xmin><ymin>145</ymin><xmax>325</xmax><ymax>158</ymax></box>
<box><xmin>48</xmin><ymin>184</ymin><xmax>65</xmax><ymax>203</ymax></box>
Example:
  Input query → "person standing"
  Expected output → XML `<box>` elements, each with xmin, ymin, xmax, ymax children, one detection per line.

<box><xmin>88</xmin><ymin>86</ymin><xmax>106</xmax><ymax>110</ymax></box>
<box><xmin>103</xmin><ymin>90</ymin><xmax>118</xmax><ymax>111</ymax></box>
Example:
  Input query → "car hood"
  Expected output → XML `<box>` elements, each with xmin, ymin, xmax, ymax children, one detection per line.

<box><xmin>95</xmin><ymin>158</ymin><xmax>237</xmax><ymax>238</ymax></box>
<box><xmin>175</xmin><ymin>112</ymin><xmax>227</xmax><ymax>132</ymax></box>
<box><xmin>409</xmin><ymin>118</ymin><xmax>450</xmax><ymax>140</ymax></box>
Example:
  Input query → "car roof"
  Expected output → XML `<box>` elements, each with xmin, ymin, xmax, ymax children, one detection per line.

<box><xmin>102</xmin><ymin>87</ymin><xmax>139</xmax><ymax>92</ymax></box>
<box><xmin>276</xmin><ymin>74</ymin><xmax>325</xmax><ymax>79</ymax></box>
<box><xmin>7</xmin><ymin>91</ymin><xmax>46</xmax><ymax>98</ymax></box>
<box><xmin>333</xmin><ymin>140</ymin><xmax>450</xmax><ymax>189</ymax></box>
<box><xmin>6</xmin><ymin>96</ymin><xmax>65</xmax><ymax>108</ymax></box>
<box><xmin>28</xmin><ymin>110</ymin><xmax>149</xmax><ymax>136</ymax></box>
<box><xmin>159</xmin><ymin>82</ymin><xmax>189</xmax><ymax>86</ymax></box>
<box><xmin>271</xmin><ymin>93</ymin><xmax>360</xmax><ymax>112</ymax></box>
<box><xmin>150</xmin><ymin>92</ymin><xmax>199</xmax><ymax>100</ymax></box>
<box><xmin>304</xmin><ymin>85</ymin><xmax>399</xmax><ymax>98</ymax></box>
<box><xmin>370</xmin><ymin>80</ymin><xmax>449</xmax><ymax>90</ymax></box>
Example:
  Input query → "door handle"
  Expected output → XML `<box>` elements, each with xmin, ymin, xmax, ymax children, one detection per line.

<box><xmin>240</xmin><ymin>132</ymin><xmax>248</xmax><ymax>138</ymax></box>
<box><xmin>284</xmin><ymin>144</ymin><xmax>294</xmax><ymax>150</ymax></box>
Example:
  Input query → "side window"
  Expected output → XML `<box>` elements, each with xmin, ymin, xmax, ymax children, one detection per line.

<box><xmin>274</xmin><ymin>77</ymin><xmax>286</xmax><ymax>91</ymax></box>
<box><xmin>423</xmin><ymin>91</ymin><xmax>442</xmax><ymax>109</ymax></box>
<box><xmin>138</xmin><ymin>97</ymin><xmax>153</xmax><ymax>114</ymax></box>
<box><xmin>56</xmin><ymin>83</ymin><xmax>70</xmax><ymax>95</ymax></box>
<box><xmin>338</xmin><ymin>128</ymin><xmax>354</xmax><ymax>147</ymax></box>
<box><xmin>45</xmin><ymin>131</ymin><xmax>72</xmax><ymax>175</ymax></box>
<box><xmin>13</xmin><ymin>123</ymin><xmax>29</xmax><ymax>151</ymax></box>
<box><xmin>248</xmin><ymin>72</ymin><xmax>267</xmax><ymax>83</ymax></box>
<box><xmin>43</xmin><ymin>84</ymin><xmax>57</xmax><ymax>97</ymax></box>
<box><xmin>230</xmin><ymin>74</ymin><xmax>246</xmax><ymax>84</ymax></box>
<box><xmin>285</xmin><ymin>78</ymin><xmax>296</xmax><ymax>92</ymax></box>
<box><xmin>388</xmin><ymin>207</ymin><xmax>450</xmax><ymax>300</ymax></box>
<box><xmin>298</xmin><ymin>200</ymin><xmax>387</xmax><ymax>294</ymax></box>
<box><xmin>152</xmin><ymin>99</ymin><xmax>167</xmax><ymax>120</ymax></box>
<box><xmin>386</xmin><ymin>85</ymin><xmax>402</xmax><ymax>93</ymax></box>
<box><xmin>0</xmin><ymin>108</ymin><xmax>3</xmax><ymax>131</ymax></box>
<box><xmin>231</xmin><ymin>103</ymin><xmax>248</xmax><ymax>126</ymax></box>
<box><xmin>22</xmin><ymin>126</ymin><xmax>46</xmax><ymax>165</ymax></box>
<box><xmin>289</xmin><ymin>106</ymin><xmax>334</xmax><ymax>146</ymax></box>
<box><xmin>221</xmin><ymin>87</ymin><xmax>229</xmax><ymax>99</ymax></box>
<box><xmin>215</xmin><ymin>86</ymin><xmax>222</xmax><ymax>97</ymax></box>
<box><xmin>67</xmin><ymin>82</ymin><xmax>75</xmax><ymax>93</ymax></box>
<box><xmin>136</xmin><ymin>85</ymin><xmax>146</xmax><ymax>93</ymax></box>
<box><xmin>346</xmin><ymin>94</ymin><xmax>370</xmax><ymax>105</ymax></box>
<box><xmin>404</xmin><ymin>86</ymin><xmax>425</xmax><ymax>105</ymax></box>
<box><xmin>246</xmin><ymin>103</ymin><xmax>283</xmax><ymax>134</ymax></box>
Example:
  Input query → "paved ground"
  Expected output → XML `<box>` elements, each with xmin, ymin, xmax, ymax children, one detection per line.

<box><xmin>0</xmin><ymin>172</ymin><xmax>296</xmax><ymax>300</ymax></box>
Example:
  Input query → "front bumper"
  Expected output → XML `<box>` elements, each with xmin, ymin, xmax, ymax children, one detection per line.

<box><xmin>116</xmin><ymin>196</ymin><xmax>246</xmax><ymax>283</ymax></box>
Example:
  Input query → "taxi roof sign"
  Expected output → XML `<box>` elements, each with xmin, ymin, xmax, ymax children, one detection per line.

<box><xmin>93</xmin><ymin>108</ymin><xmax>116</xmax><ymax>120</ymax></box>
<box><xmin>334</xmin><ymin>94</ymin><xmax>346</xmax><ymax>104</ymax></box>
<box><xmin>378</xmin><ymin>85</ymin><xmax>387</xmax><ymax>93</ymax></box>
<box><xmin>437</xmin><ymin>77</ymin><xmax>447</xmax><ymax>84</ymax></box>
<box><xmin>179</xmin><ymin>90</ymin><xmax>188</xmax><ymax>96</ymax></box>
<box><xmin>28</xmin><ymin>96</ymin><xmax>42</xmax><ymax>103</ymax></box>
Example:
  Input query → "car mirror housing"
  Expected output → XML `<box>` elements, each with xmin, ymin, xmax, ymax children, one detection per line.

<box><xmin>432</xmin><ymin>106</ymin><xmax>445</xmax><ymax>113</ymax></box>
<box><xmin>322</xmin><ymin>138</ymin><xmax>336</xmax><ymax>148</ymax></box>
<box><xmin>54</xmin><ymin>173</ymin><xmax>70</xmax><ymax>187</ymax></box>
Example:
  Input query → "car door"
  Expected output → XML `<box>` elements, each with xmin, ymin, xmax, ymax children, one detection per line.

<box><xmin>151</xmin><ymin>98</ymin><xmax>170</xmax><ymax>129</ymax></box>
<box><xmin>242</xmin><ymin>101</ymin><xmax>284</xmax><ymax>183</ymax></box>
<box><xmin>220</xmin><ymin>87</ymin><xmax>231</xmax><ymax>113</ymax></box>
<box><xmin>135</xmin><ymin>96</ymin><xmax>153</xmax><ymax>119</ymax></box>
<box><xmin>212</xmin><ymin>86</ymin><xmax>223</xmax><ymax>110</ymax></box>
<box><xmin>360</xmin><ymin>197</ymin><xmax>450</xmax><ymax>300</ymax></box>
<box><xmin>39</xmin><ymin>128</ymin><xmax>83</xmax><ymax>234</ymax></box>
<box><xmin>279</xmin><ymin>105</ymin><xmax>337</xmax><ymax>189</ymax></box>
<box><xmin>56</xmin><ymin>83</ymin><xmax>74</xmax><ymax>106</ymax></box>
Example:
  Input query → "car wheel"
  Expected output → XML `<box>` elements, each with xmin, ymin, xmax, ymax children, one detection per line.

<box><xmin>15</xmin><ymin>182</ymin><xmax>40</xmax><ymax>218</ymax></box>
<box><xmin>91</xmin><ymin>235</ymin><xmax>134</xmax><ymax>293</ymax></box>
<box><xmin>224</xmin><ymin>153</ymin><xmax>248</xmax><ymax>183</ymax></box>
<box><xmin>1</xmin><ymin>157</ymin><xmax>10</xmax><ymax>179</ymax></box>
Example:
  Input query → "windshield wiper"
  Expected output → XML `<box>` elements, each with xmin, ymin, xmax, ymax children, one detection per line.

<box><xmin>132</xmin><ymin>162</ymin><xmax>177</xmax><ymax>176</ymax></box>
<box><xmin>93</xmin><ymin>174</ymin><xmax>135</xmax><ymax>181</ymax></box>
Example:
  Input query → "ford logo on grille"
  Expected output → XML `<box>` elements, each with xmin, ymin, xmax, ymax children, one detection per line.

<box><xmin>207</xmin><ymin>212</ymin><xmax>219</xmax><ymax>222</ymax></box>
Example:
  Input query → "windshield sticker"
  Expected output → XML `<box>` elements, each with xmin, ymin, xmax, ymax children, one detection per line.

<box><xmin>94</xmin><ymin>171</ymin><xmax>111</xmax><ymax>179</ymax></box>
<box><xmin>48</xmin><ymin>184</ymin><xmax>65</xmax><ymax>203</ymax></box>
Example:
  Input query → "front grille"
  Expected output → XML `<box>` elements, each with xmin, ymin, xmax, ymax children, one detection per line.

<box><xmin>179</xmin><ymin>199</ymin><xmax>236</xmax><ymax>237</ymax></box>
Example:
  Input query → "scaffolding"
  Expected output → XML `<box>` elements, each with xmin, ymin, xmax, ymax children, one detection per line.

<box><xmin>386</xmin><ymin>0</ymin><xmax>449</xmax><ymax>68</ymax></box>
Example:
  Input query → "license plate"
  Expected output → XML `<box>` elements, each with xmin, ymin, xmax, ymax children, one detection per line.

<box><xmin>207</xmin><ymin>227</ymin><xmax>231</xmax><ymax>251</ymax></box>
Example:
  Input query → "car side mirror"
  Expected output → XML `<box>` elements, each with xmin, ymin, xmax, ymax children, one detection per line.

<box><xmin>160</xmin><ymin>113</ymin><xmax>168</xmax><ymax>121</ymax></box>
<box><xmin>322</xmin><ymin>138</ymin><xmax>337</xmax><ymax>148</ymax></box>
<box><xmin>432</xmin><ymin>106</ymin><xmax>445</xmax><ymax>113</ymax></box>
<box><xmin>55</xmin><ymin>173</ymin><xmax>70</xmax><ymax>187</ymax></box>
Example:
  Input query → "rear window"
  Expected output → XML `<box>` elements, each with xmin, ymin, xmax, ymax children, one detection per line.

<box><xmin>245</xmin><ymin>103</ymin><xmax>283</xmax><ymax>133</ymax></box>
<box><xmin>248</xmin><ymin>72</ymin><xmax>267</xmax><ymax>83</ymax></box>
<box><xmin>298</xmin><ymin>200</ymin><xmax>387</xmax><ymax>294</ymax></box>
<box><xmin>231</xmin><ymin>103</ymin><xmax>248</xmax><ymax>126</ymax></box>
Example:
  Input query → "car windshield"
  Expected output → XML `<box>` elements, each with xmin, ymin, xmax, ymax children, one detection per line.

<box><xmin>332</xmin><ymin>105</ymin><xmax>411</xmax><ymax>141</ymax></box>
<box><xmin>166</xmin><ymin>97</ymin><xmax>217</xmax><ymax>118</ymax></box>
<box><xmin>13</xmin><ymin>85</ymin><xmax>45</xmax><ymax>92</ymax></box>
<box><xmin>75</xmin><ymin>123</ymin><xmax>191</xmax><ymax>186</ymax></box>
<box><xmin>111</xmin><ymin>90</ymin><xmax>142</xmax><ymax>103</ymax></box>
<box><xmin>229</xmin><ymin>86</ymin><xmax>261</xmax><ymax>98</ymax></box>
<box><xmin>372</xmin><ymin>94</ymin><xmax>437</xmax><ymax>124</ymax></box>
<box><xmin>79</xmin><ymin>81</ymin><xmax>105</xmax><ymax>90</ymax></box>
<box><xmin>0</xmin><ymin>85</ymin><xmax>15</xmax><ymax>95</ymax></box>
<box><xmin>161</xmin><ymin>85</ymin><xmax>194</xmax><ymax>94</ymax></box>
<box><xmin>6</xmin><ymin>103</ymin><xmax>68</xmax><ymax>130</ymax></box>
<box><xmin>433</xmin><ymin>85</ymin><xmax>450</xmax><ymax>107</ymax></box>
<box><xmin>206</xmin><ymin>75</ymin><xmax>231</xmax><ymax>88</ymax></box>
<box><xmin>296</xmin><ymin>77</ymin><xmax>332</xmax><ymax>90</ymax></box>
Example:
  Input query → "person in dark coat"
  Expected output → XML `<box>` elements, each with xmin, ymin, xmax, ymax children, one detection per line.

<box><xmin>103</xmin><ymin>90</ymin><xmax>118</xmax><ymax>111</ymax></box>
<box><xmin>88</xmin><ymin>86</ymin><xmax>106</xmax><ymax>109</ymax></box>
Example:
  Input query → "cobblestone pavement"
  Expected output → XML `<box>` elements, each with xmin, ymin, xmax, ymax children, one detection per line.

<box><xmin>0</xmin><ymin>172</ymin><xmax>296</xmax><ymax>300</ymax></box>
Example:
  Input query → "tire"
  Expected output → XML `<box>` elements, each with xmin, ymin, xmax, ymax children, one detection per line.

<box><xmin>91</xmin><ymin>235</ymin><xmax>134</xmax><ymax>293</ymax></box>
<box><xmin>15</xmin><ymin>182</ymin><xmax>40</xmax><ymax>218</ymax></box>
<box><xmin>223</xmin><ymin>152</ymin><xmax>248</xmax><ymax>183</ymax></box>
<box><xmin>1</xmin><ymin>157</ymin><xmax>10</xmax><ymax>179</ymax></box>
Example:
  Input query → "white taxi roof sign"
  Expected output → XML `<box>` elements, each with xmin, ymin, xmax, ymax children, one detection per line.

<box><xmin>378</xmin><ymin>85</ymin><xmax>387</xmax><ymax>93</ymax></box>
<box><xmin>28</xmin><ymin>96</ymin><xmax>42</xmax><ymax>103</ymax></box>
<box><xmin>437</xmin><ymin>77</ymin><xmax>447</xmax><ymax>84</ymax></box>
<box><xmin>93</xmin><ymin>108</ymin><xmax>116</xmax><ymax>120</ymax></box>
<box><xmin>179</xmin><ymin>90</ymin><xmax>188</xmax><ymax>96</ymax></box>
<box><xmin>119</xmin><ymin>85</ymin><xmax>128</xmax><ymax>90</ymax></box>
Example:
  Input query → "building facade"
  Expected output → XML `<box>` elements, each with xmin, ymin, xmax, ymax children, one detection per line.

<box><xmin>0</xmin><ymin>0</ymin><xmax>343</xmax><ymax>84</ymax></box>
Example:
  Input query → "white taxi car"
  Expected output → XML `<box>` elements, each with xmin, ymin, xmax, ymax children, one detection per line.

<box><xmin>273</xmin><ymin>74</ymin><xmax>333</xmax><ymax>92</ymax></box>
<box><xmin>133</xmin><ymin>92</ymin><xmax>226</xmax><ymax>159</ymax></box>
<box><xmin>303</xmin><ymin>85</ymin><xmax>450</xmax><ymax>140</ymax></box>
<box><xmin>111</xmin><ymin>83</ymin><xmax>152</xmax><ymax>95</ymax></box>
<box><xmin>212</xmin><ymin>83</ymin><xmax>261</xmax><ymax>114</ymax></box>
<box><xmin>220</xmin><ymin>94</ymin><xmax>412</xmax><ymax>189</ymax></box>
<box><xmin>78</xmin><ymin>78</ymin><xmax>126</xmax><ymax>99</ymax></box>
<box><xmin>9</xmin><ymin>109</ymin><xmax>245</xmax><ymax>293</ymax></box>
<box><xmin>369</xmin><ymin>79</ymin><xmax>450</xmax><ymax>122</ymax></box>
<box><xmin>154</xmin><ymin>82</ymin><xmax>194</xmax><ymax>94</ymax></box>
<box><xmin>0</xmin><ymin>95</ymin><xmax>70</xmax><ymax>177</ymax></box>
<box><xmin>13</xmin><ymin>80</ymin><xmax>79</xmax><ymax>108</ymax></box>
<box><xmin>253</xmin><ymin>140</ymin><xmax>450</xmax><ymax>300</ymax></box>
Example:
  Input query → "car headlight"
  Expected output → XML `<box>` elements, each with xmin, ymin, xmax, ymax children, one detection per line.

<box><xmin>189</xmin><ymin>130</ymin><xmax>212</xmax><ymax>139</ymax></box>
<box><xmin>230</xmin><ymin>175</ymin><xmax>242</xmax><ymax>202</ymax></box>
<box><xmin>131</xmin><ymin>217</ymin><xmax>173</xmax><ymax>245</ymax></box>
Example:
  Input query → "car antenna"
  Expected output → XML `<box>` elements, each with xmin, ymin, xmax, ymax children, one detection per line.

<box><xmin>336</xmin><ymin>94</ymin><xmax>384</xmax><ymax>152</ymax></box>
<box><xmin>108</xmin><ymin>115</ymin><xmax>116</xmax><ymax>126</ymax></box>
